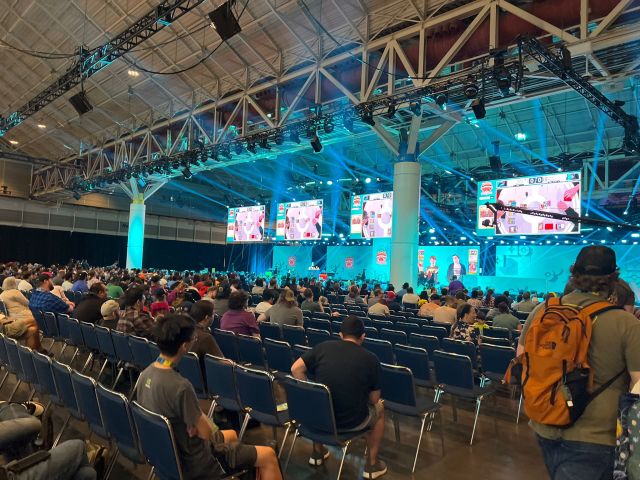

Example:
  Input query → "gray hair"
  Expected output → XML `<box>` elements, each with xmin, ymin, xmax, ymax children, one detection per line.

<box><xmin>1</xmin><ymin>277</ymin><xmax>18</xmax><ymax>291</ymax></box>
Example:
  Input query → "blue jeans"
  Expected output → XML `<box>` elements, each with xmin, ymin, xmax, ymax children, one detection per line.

<box><xmin>537</xmin><ymin>435</ymin><xmax>615</xmax><ymax>480</ymax></box>
<box><xmin>14</xmin><ymin>439</ymin><xmax>96</xmax><ymax>480</ymax></box>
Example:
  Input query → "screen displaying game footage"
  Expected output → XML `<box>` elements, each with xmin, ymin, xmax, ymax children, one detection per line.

<box><xmin>477</xmin><ymin>172</ymin><xmax>581</xmax><ymax>236</ymax></box>
<box><xmin>275</xmin><ymin>199</ymin><xmax>323</xmax><ymax>241</ymax></box>
<box><xmin>226</xmin><ymin>205</ymin><xmax>266</xmax><ymax>242</ymax></box>
<box><xmin>350</xmin><ymin>192</ymin><xmax>393</xmax><ymax>239</ymax></box>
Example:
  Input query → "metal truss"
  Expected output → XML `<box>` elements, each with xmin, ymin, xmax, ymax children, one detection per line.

<box><xmin>29</xmin><ymin>0</ymin><xmax>640</xmax><ymax>198</ymax></box>
<box><xmin>0</xmin><ymin>0</ymin><xmax>205</xmax><ymax>136</ymax></box>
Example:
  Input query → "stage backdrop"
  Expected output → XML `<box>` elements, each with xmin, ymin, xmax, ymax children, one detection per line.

<box><xmin>272</xmin><ymin>246</ymin><xmax>314</xmax><ymax>278</ymax></box>
<box><xmin>496</xmin><ymin>245</ymin><xmax>640</xmax><ymax>298</ymax></box>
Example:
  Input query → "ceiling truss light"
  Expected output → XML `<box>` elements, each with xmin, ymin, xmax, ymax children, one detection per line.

<box><xmin>246</xmin><ymin>141</ymin><xmax>257</xmax><ymax>154</ymax></box>
<box><xmin>310</xmin><ymin>133</ymin><xmax>322</xmax><ymax>153</ymax></box>
<box><xmin>324</xmin><ymin>119</ymin><xmax>334</xmax><ymax>134</ymax></box>
<box><xmin>361</xmin><ymin>108</ymin><xmax>375</xmax><ymax>127</ymax></box>
<box><xmin>258</xmin><ymin>136</ymin><xmax>270</xmax><ymax>150</ymax></box>
<box><xmin>127</xmin><ymin>69</ymin><xmax>140</xmax><ymax>78</ymax></box>
<box><xmin>463</xmin><ymin>77</ymin><xmax>479</xmax><ymax>100</ymax></box>
<box><xmin>8</xmin><ymin>140</ymin><xmax>18</xmax><ymax>145</ymax></box>
<box><xmin>385</xmin><ymin>102</ymin><xmax>397</xmax><ymax>119</ymax></box>
<box><xmin>37</xmin><ymin>124</ymin><xmax>46</xmax><ymax>129</ymax></box>
<box><xmin>290</xmin><ymin>129</ymin><xmax>301</xmax><ymax>144</ymax></box>
<box><xmin>182</xmin><ymin>167</ymin><xmax>192</xmax><ymax>179</ymax></box>
<box><xmin>435</xmin><ymin>92</ymin><xmax>448</xmax><ymax>109</ymax></box>
<box><xmin>514</xmin><ymin>132</ymin><xmax>527</xmax><ymax>142</ymax></box>
<box><xmin>470</xmin><ymin>98</ymin><xmax>486</xmax><ymax>120</ymax></box>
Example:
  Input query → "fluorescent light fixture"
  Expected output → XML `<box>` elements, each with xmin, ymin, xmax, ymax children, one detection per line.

<box><xmin>514</xmin><ymin>132</ymin><xmax>527</xmax><ymax>142</ymax></box>
<box><xmin>37</xmin><ymin>124</ymin><xmax>46</xmax><ymax>129</ymax></box>
<box><xmin>8</xmin><ymin>140</ymin><xmax>18</xmax><ymax>145</ymax></box>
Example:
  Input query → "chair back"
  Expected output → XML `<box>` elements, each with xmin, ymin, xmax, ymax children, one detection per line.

<box><xmin>484</xmin><ymin>326</ymin><xmax>511</xmax><ymax>340</ymax></box>
<box><xmin>67</xmin><ymin>318</ymin><xmax>85</xmax><ymax>349</ymax></box>
<box><xmin>372</xmin><ymin>319</ymin><xmax>393</xmax><ymax>331</ymax></box>
<box><xmin>292</xmin><ymin>344</ymin><xmax>312</xmax><ymax>361</ymax></box>
<box><xmin>237</xmin><ymin>334</ymin><xmax>266</xmax><ymax>367</ymax></box>
<box><xmin>57</xmin><ymin>314</ymin><xmax>72</xmax><ymax>342</ymax></box>
<box><xmin>80</xmin><ymin>322</ymin><xmax>100</xmax><ymax>352</ymax></box>
<box><xmin>388</xmin><ymin>314</ymin><xmax>406</xmax><ymax>324</ymax></box>
<box><xmin>213</xmin><ymin>329</ymin><xmax>240</xmax><ymax>362</ymax></box>
<box><xmin>282</xmin><ymin>325</ymin><xmax>306</xmax><ymax>347</ymax></box>
<box><xmin>0</xmin><ymin>335</ymin><xmax>9</xmax><ymax>370</ymax></box>
<box><xmin>433</xmin><ymin>350</ymin><xmax>475</xmax><ymax>390</ymax></box>
<box><xmin>0</xmin><ymin>300</ymin><xmax>6</xmax><ymax>316</ymax></box>
<box><xmin>51</xmin><ymin>360</ymin><xmax>81</xmax><ymax>418</ymax></box>
<box><xmin>480</xmin><ymin>336</ymin><xmax>511</xmax><ymax>347</ymax></box>
<box><xmin>95</xmin><ymin>326</ymin><xmax>117</xmax><ymax>361</ymax></box>
<box><xmin>131</xmin><ymin>401</ymin><xmax>184</xmax><ymax>480</ymax></box>
<box><xmin>442</xmin><ymin>338</ymin><xmax>478</xmax><ymax>369</ymax></box>
<box><xmin>363</xmin><ymin>338</ymin><xmax>394</xmax><ymax>364</ymax></box>
<box><xmin>479</xmin><ymin>344</ymin><xmax>515</xmax><ymax>378</ymax></box>
<box><xmin>43</xmin><ymin>312</ymin><xmax>60</xmax><ymax>337</ymax></box>
<box><xmin>96</xmin><ymin>383</ymin><xmax>144</xmax><ymax>464</ymax></box>
<box><xmin>111</xmin><ymin>330</ymin><xmax>135</xmax><ymax>364</ymax></box>
<box><xmin>263</xmin><ymin>339</ymin><xmax>293</xmax><ymax>372</ymax></box>
<box><xmin>306</xmin><ymin>328</ymin><xmax>331</xmax><ymax>347</ymax></box>
<box><xmin>203</xmin><ymin>355</ymin><xmax>241</xmax><ymax>411</ymax></box>
<box><xmin>235</xmin><ymin>366</ymin><xmax>279</xmax><ymax>422</ymax></box>
<box><xmin>364</xmin><ymin>326</ymin><xmax>379</xmax><ymax>339</ymax></box>
<box><xmin>394</xmin><ymin>344</ymin><xmax>432</xmax><ymax>384</ymax></box>
<box><xmin>17</xmin><ymin>345</ymin><xmax>39</xmax><ymax>388</ymax></box>
<box><xmin>380</xmin><ymin>328</ymin><xmax>408</xmax><ymax>346</ymax></box>
<box><xmin>176</xmin><ymin>352</ymin><xmax>207</xmax><ymax>397</ymax></box>
<box><xmin>129</xmin><ymin>335</ymin><xmax>153</xmax><ymax>370</ymax></box>
<box><xmin>306</xmin><ymin>318</ymin><xmax>331</xmax><ymax>332</ymax></box>
<box><xmin>282</xmin><ymin>376</ymin><xmax>338</xmax><ymax>436</ymax></box>
<box><xmin>4</xmin><ymin>337</ymin><xmax>25</xmax><ymax>381</ymax></box>
<box><xmin>258</xmin><ymin>322</ymin><xmax>282</xmax><ymax>341</ymax></box>
<box><xmin>313</xmin><ymin>312</ymin><xmax>331</xmax><ymax>320</ymax></box>
<box><xmin>396</xmin><ymin>322</ymin><xmax>422</xmax><ymax>336</ymax></box>
<box><xmin>431</xmin><ymin>321</ymin><xmax>452</xmax><ymax>335</ymax></box>
<box><xmin>148</xmin><ymin>341</ymin><xmax>161</xmax><ymax>359</ymax></box>
<box><xmin>70</xmin><ymin>370</ymin><xmax>107</xmax><ymax>438</ymax></box>
<box><xmin>409</xmin><ymin>333</ymin><xmax>440</xmax><ymax>356</ymax></box>
<box><xmin>32</xmin><ymin>310</ymin><xmax>48</xmax><ymax>336</ymax></box>
<box><xmin>32</xmin><ymin>351</ymin><xmax>60</xmax><ymax>403</ymax></box>
<box><xmin>380</xmin><ymin>363</ymin><xmax>417</xmax><ymax>407</ymax></box>
<box><xmin>421</xmin><ymin>325</ymin><xmax>448</xmax><ymax>342</ymax></box>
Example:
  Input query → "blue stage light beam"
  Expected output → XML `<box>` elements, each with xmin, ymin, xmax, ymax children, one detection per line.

<box><xmin>585</xmin><ymin>112</ymin><xmax>607</xmax><ymax>216</ymax></box>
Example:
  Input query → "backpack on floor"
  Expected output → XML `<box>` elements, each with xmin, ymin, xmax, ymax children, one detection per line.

<box><xmin>505</xmin><ymin>297</ymin><xmax>623</xmax><ymax>427</ymax></box>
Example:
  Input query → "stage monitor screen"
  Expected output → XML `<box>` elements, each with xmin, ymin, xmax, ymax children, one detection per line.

<box><xmin>226</xmin><ymin>205</ymin><xmax>265</xmax><ymax>242</ymax></box>
<box><xmin>350</xmin><ymin>192</ymin><xmax>393</xmax><ymax>239</ymax></box>
<box><xmin>477</xmin><ymin>171</ymin><xmax>581</xmax><ymax>236</ymax></box>
<box><xmin>276</xmin><ymin>199</ymin><xmax>323</xmax><ymax>241</ymax></box>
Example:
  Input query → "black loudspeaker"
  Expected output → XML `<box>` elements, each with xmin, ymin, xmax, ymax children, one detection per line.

<box><xmin>209</xmin><ymin>2</ymin><xmax>242</xmax><ymax>42</ymax></box>
<box><xmin>470</xmin><ymin>98</ymin><xmax>486</xmax><ymax>119</ymax></box>
<box><xmin>69</xmin><ymin>91</ymin><xmax>93</xmax><ymax>115</ymax></box>
<box><xmin>489</xmin><ymin>155</ymin><xmax>502</xmax><ymax>172</ymax></box>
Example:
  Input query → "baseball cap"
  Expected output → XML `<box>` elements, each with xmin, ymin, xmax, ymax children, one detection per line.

<box><xmin>36</xmin><ymin>272</ymin><xmax>52</xmax><ymax>283</ymax></box>
<box><xmin>572</xmin><ymin>246</ymin><xmax>618</xmax><ymax>276</ymax></box>
<box><xmin>101</xmin><ymin>300</ymin><xmax>120</xmax><ymax>318</ymax></box>
<box><xmin>340</xmin><ymin>315</ymin><xmax>365</xmax><ymax>338</ymax></box>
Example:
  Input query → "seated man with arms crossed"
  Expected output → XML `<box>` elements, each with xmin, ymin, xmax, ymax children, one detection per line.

<box><xmin>291</xmin><ymin>315</ymin><xmax>386</xmax><ymax>479</ymax></box>
<box><xmin>135</xmin><ymin>313</ymin><xmax>282</xmax><ymax>480</ymax></box>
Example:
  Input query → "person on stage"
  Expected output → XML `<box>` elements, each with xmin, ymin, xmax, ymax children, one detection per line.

<box><xmin>446</xmin><ymin>255</ymin><xmax>467</xmax><ymax>283</ymax></box>
<box><xmin>425</xmin><ymin>256</ymin><xmax>439</xmax><ymax>287</ymax></box>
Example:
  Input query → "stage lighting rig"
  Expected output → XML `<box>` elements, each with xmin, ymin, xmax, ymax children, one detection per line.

<box><xmin>435</xmin><ymin>92</ymin><xmax>448</xmax><ymax>109</ymax></box>
<box><xmin>463</xmin><ymin>77</ymin><xmax>479</xmax><ymax>99</ymax></box>
<box><xmin>274</xmin><ymin>130</ymin><xmax>285</xmax><ymax>145</ymax></box>
<box><xmin>310</xmin><ymin>132</ymin><xmax>322</xmax><ymax>152</ymax></box>
<box><xmin>289</xmin><ymin>129</ymin><xmax>301</xmax><ymax>144</ymax></box>
<box><xmin>246</xmin><ymin>140</ymin><xmax>257</xmax><ymax>154</ymax></box>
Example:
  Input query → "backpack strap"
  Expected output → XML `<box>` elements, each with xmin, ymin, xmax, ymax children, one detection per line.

<box><xmin>580</xmin><ymin>301</ymin><xmax>622</xmax><ymax>321</ymax></box>
<box><xmin>588</xmin><ymin>368</ymin><xmax>627</xmax><ymax>403</ymax></box>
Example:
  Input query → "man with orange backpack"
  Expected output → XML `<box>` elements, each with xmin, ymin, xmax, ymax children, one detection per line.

<box><xmin>515</xmin><ymin>246</ymin><xmax>640</xmax><ymax>480</ymax></box>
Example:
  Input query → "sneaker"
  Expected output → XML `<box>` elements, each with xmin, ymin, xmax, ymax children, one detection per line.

<box><xmin>20</xmin><ymin>401</ymin><xmax>45</xmax><ymax>417</ymax></box>
<box><xmin>363</xmin><ymin>460</ymin><xmax>388</xmax><ymax>479</ymax></box>
<box><xmin>308</xmin><ymin>446</ymin><xmax>330</xmax><ymax>466</ymax></box>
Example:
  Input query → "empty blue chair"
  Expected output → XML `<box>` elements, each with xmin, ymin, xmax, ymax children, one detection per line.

<box><xmin>149</xmin><ymin>341</ymin><xmax>161</xmax><ymax>360</ymax></box>
<box><xmin>235</xmin><ymin>366</ymin><xmax>291</xmax><ymax>452</ymax></box>
<box><xmin>96</xmin><ymin>383</ymin><xmax>146</xmax><ymax>476</ymax></box>
<box><xmin>203</xmin><ymin>355</ymin><xmax>243</xmax><ymax>418</ymax></box>
<box><xmin>388</xmin><ymin>314</ymin><xmax>405</xmax><ymax>324</ymax></box>
<box><xmin>79</xmin><ymin>322</ymin><xmax>102</xmax><ymax>373</ymax></box>
<box><xmin>213</xmin><ymin>329</ymin><xmax>240</xmax><ymax>362</ymax></box>
<box><xmin>237</xmin><ymin>334</ymin><xmax>266</xmax><ymax>368</ymax></box>
<box><xmin>379</xmin><ymin>363</ymin><xmax>443</xmax><ymax>472</ymax></box>
<box><xmin>480</xmin><ymin>336</ymin><xmax>511</xmax><ymax>347</ymax></box>
<box><xmin>306</xmin><ymin>318</ymin><xmax>331</xmax><ymax>332</ymax></box>
<box><xmin>70</xmin><ymin>370</ymin><xmax>108</xmax><ymax>440</ymax></box>
<box><xmin>292</xmin><ymin>344</ymin><xmax>311</xmax><ymax>361</ymax></box>
<box><xmin>331</xmin><ymin>320</ymin><xmax>342</xmax><ymax>333</ymax></box>
<box><xmin>394</xmin><ymin>344</ymin><xmax>434</xmax><ymax>388</ymax></box>
<box><xmin>129</xmin><ymin>335</ymin><xmax>153</xmax><ymax>371</ymax></box>
<box><xmin>313</xmin><ymin>312</ymin><xmax>331</xmax><ymax>320</ymax></box>
<box><xmin>433</xmin><ymin>350</ymin><xmax>493</xmax><ymax>445</ymax></box>
<box><xmin>57</xmin><ymin>314</ymin><xmax>78</xmax><ymax>361</ymax></box>
<box><xmin>131</xmin><ymin>401</ymin><xmax>184</xmax><ymax>480</ymax></box>
<box><xmin>364</xmin><ymin>326</ymin><xmax>379</xmax><ymax>339</ymax></box>
<box><xmin>258</xmin><ymin>322</ymin><xmax>281</xmax><ymax>342</ymax></box>
<box><xmin>363</xmin><ymin>338</ymin><xmax>394</xmax><ymax>364</ymax></box>
<box><xmin>263</xmin><ymin>339</ymin><xmax>293</xmax><ymax>374</ymax></box>
<box><xmin>283</xmin><ymin>376</ymin><xmax>369</xmax><ymax>479</ymax></box>
<box><xmin>17</xmin><ymin>345</ymin><xmax>39</xmax><ymax>398</ymax></box>
<box><xmin>32</xmin><ymin>310</ymin><xmax>50</xmax><ymax>341</ymax></box>
<box><xmin>282</xmin><ymin>325</ymin><xmax>306</xmax><ymax>347</ymax></box>
<box><xmin>64</xmin><ymin>317</ymin><xmax>87</xmax><ymax>367</ymax></box>
<box><xmin>430</xmin><ymin>321</ymin><xmax>452</xmax><ymax>335</ymax></box>
<box><xmin>421</xmin><ymin>325</ymin><xmax>448</xmax><ymax>343</ymax></box>
<box><xmin>110</xmin><ymin>330</ymin><xmax>136</xmax><ymax>389</ymax></box>
<box><xmin>442</xmin><ymin>338</ymin><xmax>479</xmax><ymax>370</ymax></box>
<box><xmin>479</xmin><ymin>344</ymin><xmax>515</xmax><ymax>382</ymax></box>
<box><xmin>176</xmin><ymin>352</ymin><xmax>207</xmax><ymax>399</ymax></box>
<box><xmin>32</xmin><ymin>350</ymin><xmax>61</xmax><ymax>405</ymax></box>
<box><xmin>51</xmin><ymin>360</ymin><xmax>83</xmax><ymax>446</ymax></box>
<box><xmin>372</xmin><ymin>319</ymin><xmax>393</xmax><ymax>332</ymax></box>
<box><xmin>380</xmin><ymin>328</ymin><xmax>408</xmax><ymax>346</ymax></box>
<box><xmin>306</xmin><ymin>328</ymin><xmax>331</xmax><ymax>347</ymax></box>
<box><xmin>4</xmin><ymin>337</ymin><xmax>26</xmax><ymax>401</ymax></box>
<box><xmin>95</xmin><ymin>326</ymin><xmax>119</xmax><ymax>384</ymax></box>
<box><xmin>484</xmin><ymin>326</ymin><xmax>511</xmax><ymax>340</ymax></box>
<box><xmin>409</xmin><ymin>333</ymin><xmax>440</xmax><ymax>357</ymax></box>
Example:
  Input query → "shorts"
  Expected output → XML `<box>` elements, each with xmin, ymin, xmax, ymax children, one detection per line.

<box><xmin>339</xmin><ymin>400</ymin><xmax>383</xmax><ymax>433</ymax></box>
<box><xmin>2</xmin><ymin>319</ymin><xmax>29</xmax><ymax>338</ymax></box>
<box><xmin>212</xmin><ymin>430</ymin><xmax>258</xmax><ymax>470</ymax></box>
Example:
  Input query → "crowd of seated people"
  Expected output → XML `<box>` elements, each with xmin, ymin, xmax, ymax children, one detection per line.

<box><xmin>1</xmin><ymin>256</ymin><xmax>640</xmax><ymax>479</ymax></box>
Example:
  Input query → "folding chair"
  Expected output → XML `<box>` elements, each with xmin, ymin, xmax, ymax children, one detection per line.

<box><xmin>129</xmin><ymin>335</ymin><xmax>154</xmax><ymax>371</ymax></box>
<box><xmin>282</xmin><ymin>325</ymin><xmax>306</xmax><ymax>347</ymax></box>
<box><xmin>4</xmin><ymin>337</ymin><xmax>28</xmax><ymax>402</ymax></box>
<box><xmin>363</xmin><ymin>338</ymin><xmax>394</xmax><ymax>364</ymax></box>
<box><xmin>51</xmin><ymin>361</ymin><xmax>84</xmax><ymax>447</ymax></box>
<box><xmin>263</xmin><ymin>339</ymin><xmax>293</xmax><ymax>375</ymax></box>
<box><xmin>306</xmin><ymin>328</ymin><xmax>331</xmax><ymax>347</ymax></box>
<box><xmin>258</xmin><ymin>322</ymin><xmax>282</xmax><ymax>342</ymax></box>
<box><xmin>380</xmin><ymin>328</ymin><xmax>407</xmax><ymax>346</ymax></box>
<box><xmin>237</xmin><ymin>334</ymin><xmax>266</xmax><ymax>368</ymax></box>
<box><xmin>441</xmin><ymin>338</ymin><xmax>479</xmax><ymax>371</ymax></box>
<box><xmin>203</xmin><ymin>355</ymin><xmax>243</xmax><ymax>419</ymax></box>
<box><xmin>213</xmin><ymin>329</ymin><xmax>241</xmax><ymax>362</ymax></box>
<box><xmin>176</xmin><ymin>352</ymin><xmax>208</xmax><ymax>399</ymax></box>
<box><xmin>394</xmin><ymin>344</ymin><xmax>435</xmax><ymax>388</ymax></box>
<box><xmin>409</xmin><ymin>333</ymin><xmax>440</xmax><ymax>358</ymax></box>
<box><xmin>292</xmin><ymin>344</ymin><xmax>312</xmax><ymax>361</ymax></box>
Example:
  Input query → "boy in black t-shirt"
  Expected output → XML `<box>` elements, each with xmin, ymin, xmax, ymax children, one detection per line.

<box><xmin>291</xmin><ymin>315</ymin><xmax>387</xmax><ymax>479</ymax></box>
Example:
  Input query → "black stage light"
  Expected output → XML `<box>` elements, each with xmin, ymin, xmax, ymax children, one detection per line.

<box><xmin>234</xmin><ymin>142</ymin><xmax>244</xmax><ymax>155</ymax></box>
<box><xmin>182</xmin><ymin>167</ymin><xmax>192</xmax><ymax>179</ymax></box>
<box><xmin>274</xmin><ymin>131</ymin><xmax>285</xmax><ymax>145</ymax></box>
<box><xmin>290</xmin><ymin>129</ymin><xmax>301</xmax><ymax>144</ymax></box>
<box><xmin>246</xmin><ymin>141</ymin><xmax>257</xmax><ymax>154</ymax></box>
<box><xmin>259</xmin><ymin>136</ymin><xmax>270</xmax><ymax>150</ymax></box>
<box><xmin>464</xmin><ymin>77</ymin><xmax>479</xmax><ymax>99</ymax></box>
<box><xmin>495</xmin><ymin>68</ymin><xmax>512</xmax><ymax>96</ymax></box>
<box><xmin>324</xmin><ymin>120</ymin><xmax>334</xmax><ymax>134</ymax></box>
<box><xmin>310</xmin><ymin>133</ymin><xmax>322</xmax><ymax>152</ymax></box>
<box><xmin>362</xmin><ymin>109</ymin><xmax>375</xmax><ymax>127</ymax></box>
<box><xmin>385</xmin><ymin>102</ymin><xmax>397</xmax><ymax>119</ymax></box>
<box><xmin>489</xmin><ymin>155</ymin><xmax>502</xmax><ymax>172</ymax></box>
<box><xmin>435</xmin><ymin>92</ymin><xmax>448</xmax><ymax>108</ymax></box>
<box><xmin>72</xmin><ymin>191</ymin><xmax>81</xmax><ymax>200</ymax></box>
<box><xmin>208</xmin><ymin>1</ymin><xmax>242</xmax><ymax>42</ymax></box>
<box><xmin>470</xmin><ymin>98</ymin><xmax>486</xmax><ymax>119</ymax></box>
<box><xmin>69</xmin><ymin>91</ymin><xmax>93</xmax><ymax>116</ymax></box>
<box><xmin>410</xmin><ymin>101</ymin><xmax>421</xmax><ymax>116</ymax></box>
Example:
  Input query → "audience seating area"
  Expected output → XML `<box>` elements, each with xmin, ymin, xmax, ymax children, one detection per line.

<box><xmin>0</xmin><ymin>300</ymin><xmax>525</xmax><ymax>479</ymax></box>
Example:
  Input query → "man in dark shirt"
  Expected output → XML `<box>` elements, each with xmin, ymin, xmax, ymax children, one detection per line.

<box><xmin>291</xmin><ymin>315</ymin><xmax>387</xmax><ymax>479</ymax></box>
<box><xmin>447</xmin><ymin>275</ymin><xmax>465</xmax><ymax>296</ymax></box>
<box><xmin>135</xmin><ymin>314</ymin><xmax>282</xmax><ymax>480</ymax></box>
<box><xmin>189</xmin><ymin>301</ymin><xmax>223</xmax><ymax>368</ymax></box>
<box><xmin>72</xmin><ymin>282</ymin><xmax>107</xmax><ymax>324</ymax></box>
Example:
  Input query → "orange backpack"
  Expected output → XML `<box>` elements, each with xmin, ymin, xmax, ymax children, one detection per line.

<box><xmin>507</xmin><ymin>297</ymin><xmax>622</xmax><ymax>427</ymax></box>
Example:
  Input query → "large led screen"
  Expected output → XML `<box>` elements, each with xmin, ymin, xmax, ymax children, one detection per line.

<box><xmin>350</xmin><ymin>192</ymin><xmax>393</xmax><ymax>239</ymax></box>
<box><xmin>275</xmin><ymin>199</ymin><xmax>323</xmax><ymax>241</ymax></box>
<box><xmin>477</xmin><ymin>171</ymin><xmax>581</xmax><ymax>236</ymax></box>
<box><xmin>226</xmin><ymin>205</ymin><xmax>265</xmax><ymax>242</ymax></box>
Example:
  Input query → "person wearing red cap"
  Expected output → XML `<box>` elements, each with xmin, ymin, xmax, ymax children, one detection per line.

<box><xmin>28</xmin><ymin>273</ymin><xmax>73</xmax><ymax>315</ymax></box>
<box><xmin>518</xmin><ymin>246</ymin><xmax>640</xmax><ymax>479</ymax></box>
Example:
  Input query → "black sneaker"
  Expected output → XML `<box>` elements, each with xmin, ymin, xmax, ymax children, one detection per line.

<box><xmin>308</xmin><ymin>446</ymin><xmax>330</xmax><ymax>466</ymax></box>
<box><xmin>20</xmin><ymin>401</ymin><xmax>45</xmax><ymax>417</ymax></box>
<box><xmin>363</xmin><ymin>460</ymin><xmax>387</xmax><ymax>479</ymax></box>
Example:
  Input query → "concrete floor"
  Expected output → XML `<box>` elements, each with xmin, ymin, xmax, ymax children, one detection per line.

<box><xmin>1</xmin><ymin>351</ymin><xmax>548</xmax><ymax>480</ymax></box>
